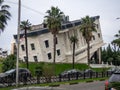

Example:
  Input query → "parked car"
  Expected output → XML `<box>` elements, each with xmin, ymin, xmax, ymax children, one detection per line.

<box><xmin>84</xmin><ymin>69</ymin><xmax>95</xmax><ymax>74</ymax></box>
<box><xmin>107</xmin><ymin>67</ymin><xmax>120</xmax><ymax>74</ymax></box>
<box><xmin>105</xmin><ymin>70</ymin><xmax>120</xmax><ymax>90</ymax></box>
<box><xmin>59</xmin><ymin>69</ymin><xmax>83</xmax><ymax>77</ymax></box>
<box><xmin>0</xmin><ymin>68</ymin><xmax>32</xmax><ymax>83</ymax></box>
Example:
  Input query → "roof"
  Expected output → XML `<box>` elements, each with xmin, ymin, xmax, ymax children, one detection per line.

<box><xmin>13</xmin><ymin>16</ymin><xmax>100</xmax><ymax>39</ymax></box>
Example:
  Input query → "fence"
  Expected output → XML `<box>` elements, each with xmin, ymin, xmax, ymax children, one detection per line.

<box><xmin>0</xmin><ymin>71</ymin><xmax>112</xmax><ymax>87</ymax></box>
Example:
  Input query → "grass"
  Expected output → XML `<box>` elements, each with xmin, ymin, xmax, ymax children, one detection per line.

<box><xmin>92</xmin><ymin>68</ymin><xmax>109</xmax><ymax>72</ymax></box>
<box><xmin>19</xmin><ymin>62</ymin><xmax>89</xmax><ymax>76</ymax></box>
<box><xmin>0</xmin><ymin>61</ymin><xmax>109</xmax><ymax>76</ymax></box>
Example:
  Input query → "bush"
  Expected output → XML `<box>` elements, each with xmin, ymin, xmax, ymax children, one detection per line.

<box><xmin>110</xmin><ymin>82</ymin><xmax>120</xmax><ymax>89</ymax></box>
<box><xmin>2</xmin><ymin>54</ymin><xmax>16</xmax><ymax>72</ymax></box>
<box><xmin>42</xmin><ymin>64</ymin><xmax>54</xmax><ymax>83</ymax></box>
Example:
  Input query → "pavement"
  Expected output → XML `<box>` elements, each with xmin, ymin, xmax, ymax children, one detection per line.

<box><xmin>12</xmin><ymin>81</ymin><xmax>105</xmax><ymax>90</ymax></box>
<box><xmin>12</xmin><ymin>86</ymin><xmax>66</xmax><ymax>90</ymax></box>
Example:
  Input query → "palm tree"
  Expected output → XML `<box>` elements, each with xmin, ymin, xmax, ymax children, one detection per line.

<box><xmin>20</xmin><ymin>20</ymin><xmax>31</xmax><ymax>69</ymax></box>
<box><xmin>111</xmin><ymin>39</ymin><xmax>120</xmax><ymax>51</ymax></box>
<box><xmin>0</xmin><ymin>0</ymin><xmax>11</xmax><ymax>33</ymax></box>
<box><xmin>111</xmin><ymin>30</ymin><xmax>120</xmax><ymax>51</ymax></box>
<box><xmin>79</xmin><ymin>16</ymin><xmax>96</xmax><ymax>66</ymax></box>
<box><xmin>115</xmin><ymin>30</ymin><xmax>120</xmax><ymax>38</ymax></box>
<box><xmin>45</xmin><ymin>6</ymin><xmax>63</xmax><ymax>65</ymax></box>
<box><xmin>70</xmin><ymin>35</ymin><xmax>78</xmax><ymax>69</ymax></box>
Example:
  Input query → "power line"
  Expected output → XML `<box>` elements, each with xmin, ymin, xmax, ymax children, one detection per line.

<box><xmin>5</xmin><ymin>1</ymin><xmax>45</xmax><ymax>16</ymax></box>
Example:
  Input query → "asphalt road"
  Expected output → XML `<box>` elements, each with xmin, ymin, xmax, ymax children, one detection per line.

<box><xmin>12</xmin><ymin>81</ymin><xmax>105</xmax><ymax>90</ymax></box>
<box><xmin>59</xmin><ymin>81</ymin><xmax>105</xmax><ymax>90</ymax></box>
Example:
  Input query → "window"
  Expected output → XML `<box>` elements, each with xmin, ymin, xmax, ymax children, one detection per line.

<box><xmin>44</xmin><ymin>40</ymin><xmax>49</xmax><ymax>48</ymax></box>
<box><xmin>96</xmin><ymin>24</ymin><xmax>99</xmax><ymax>29</ymax></box>
<box><xmin>33</xmin><ymin>56</ymin><xmax>38</xmax><ymax>62</ymax></box>
<box><xmin>31</xmin><ymin>43</ymin><xmax>35</xmax><ymax>50</ymax></box>
<box><xmin>93</xmin><ymin>36</ymin><xmax>95</xmax><ymax>40</ymax></box>
<box><xmin>24</xmin><ymin>56</ymin><xmax>27</xmax><ymax>62</ymax></box>
<box><xmin>57</xmin><ymin>49</ymin><xmax>61</xmax><ymax>56</ymax></box>
<box><xmin>21</xmin><ymin>45</ymin><xmax>25</xmax><ymax>51</ymax></box>
<box><xmin>47</xmin><ymin>53</ymin><xmax>52</xmax><ymax>59</ymax></box>
<box><xmin>98</xmin><ymin>33</ymin><xmax>101</xmax><ymax>38</ymax></box>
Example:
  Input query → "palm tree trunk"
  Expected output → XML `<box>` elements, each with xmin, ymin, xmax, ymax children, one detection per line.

<box><xmin>87</xmin><ymin>41</ymin><xmax>90</xmax><ymax>67</ymax></box>
<box><xmin>72</xmin><ymin>41</ymin><xmax>75</xmax><ymax>69</ymax></box>
<box><xmin>53</xmin><ymin>34</ymin><xmax>56</xmax><ymax>75</ymax></box>
<box><xmin>53</xmin><ymin>34</ymin><xmax>56</xmax><ymax>64</ymax></box>
<box><xmin>25</xmin><ymin>29</ymin><xmax>29</xmax><ymax>69</ymax></box>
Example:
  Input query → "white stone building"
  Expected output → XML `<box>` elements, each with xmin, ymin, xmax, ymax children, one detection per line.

<box><xmin>13</xmin><ymin>16</ymin><xmax>104</xmax><ymax>64</ymax></box>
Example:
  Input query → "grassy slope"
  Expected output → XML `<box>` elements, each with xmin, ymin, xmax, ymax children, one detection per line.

<box><xmin>0</xmin><ymin>61</ymin><xmax>108</xmax><ymax>76</ymax></box>
<box><xmin>19</xmin><ymin>62</ymin><xmax>89</xmax><ymax>76</ymax></box>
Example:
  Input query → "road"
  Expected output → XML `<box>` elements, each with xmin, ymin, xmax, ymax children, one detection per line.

<box><xmin>12</xmin><ymin>81</ymin><xmax>105</xmax><ymax>90</ymax></box>
<box><xmin>59</xmin><ymin>81</ymin><xmax>105</xmax><ymax>90</ymax></box>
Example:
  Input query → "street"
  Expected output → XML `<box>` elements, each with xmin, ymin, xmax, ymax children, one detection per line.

<box><xmin>12</xmin><ymin>81</ymin><xmax>105</xmax><ymax>90</ymax></box>
<box><xmin>59</xmin><ymin>81</ymin><xmax>105</xmax><ymax>90</ymax></box>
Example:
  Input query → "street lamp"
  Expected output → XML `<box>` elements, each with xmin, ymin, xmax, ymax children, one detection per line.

<box><xmin>16</xmin><ymin>0</ymin><xmax>21</xmax><ymax>87</ymax></box>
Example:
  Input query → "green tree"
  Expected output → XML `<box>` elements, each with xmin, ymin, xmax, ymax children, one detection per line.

<box><xmin>2</xmin><ymin>54</ymin><xmax>16</xmax><ymax>72</ymax></box>
<box><xmin>70</xmin><ymin>35</ymin><xmax>78</xmax><ymax>69</ymax></box>
<box><xmin>115</xmin><ymin>30</ymin><xmax>120</xmax><ymax>38</ymax></box>
<box><xmin>20</xmin><ymin>20</ymin><xmax>32</xmax><ymax>69</ymax></box>
<box><xmin>101</xmin><ymin>47</ymin><xmax>108</xmax><ymax>64</ymax></box>
<box><xmin>111</xmin><ymin>39</ymin><xmax>120</xmax><ymax>51</ymax></box>
<box><xmin>111</xmin><ymin>30</ymin><xmax>120</xmax><ymax>65</ymax></box>
<box><xmin>44</xmin><ymin>6</ymin><xmax>63</xmax><ymax>65</ymax></box>
<box><xmin>79</xmin><ymin>16</ymin><xmax>96</xmax><ymax>66</ymax></box>
<box><xmin>0</xmin><ymin>0</ymin><xmax>11</xmax><ymax>33</ymax></box>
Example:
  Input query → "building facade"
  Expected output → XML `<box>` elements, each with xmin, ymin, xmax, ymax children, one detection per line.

<box><xmin>13</xmin><ymin>16</ymin><xmax>104</xmax><ymax>64</ymax></box>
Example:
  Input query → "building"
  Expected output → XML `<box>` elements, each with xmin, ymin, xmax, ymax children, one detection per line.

<box><xmin>10</xmin><ymin>40</ymin><xmax>17</xmax><ymax>55</ymax></box>
<box><xmin>13</xmin><ymin>16</ymin><xmax>104</xmax><ymax>64</ymax></box>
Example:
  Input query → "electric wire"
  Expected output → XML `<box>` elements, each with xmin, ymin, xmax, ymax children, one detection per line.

<box><xmin>5</xmin><ymin>1</ymin><xmax>46</xmax><ymax>16</ymax></box>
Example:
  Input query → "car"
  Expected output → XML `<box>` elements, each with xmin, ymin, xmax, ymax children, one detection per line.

<box><xmin>0</xmin><ymin>68</ymin><xmax>32</xmax><ymax>83</ymax></box>
<box><xmin>105</xmin><ymin>70</ymin><xmax>120</xmax><ymax>90</ymax></box>
<box><xmin>107</xmin><ymin>67</ymin><xmax>119</xmax><ymax>75</ymax></box>
<box><xmin>84</xmin><ymin>69</ymin><xmax>95</xmax><ymax>74</ymax></box>
<box><xmin>59</xmin><ymin>69</ymin><xmax>83</xmax><ymax>78</ymax></box>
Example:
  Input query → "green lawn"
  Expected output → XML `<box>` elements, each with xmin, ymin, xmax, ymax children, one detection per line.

<box><xmin>19</xmin><ymin>62</ymin><xmax>90</xmax><ymax>76</ymax></box>
<box><xmin>0</xmin><ymin>61</ymin><xmax>109</xmax><ymax>76</ymax></box>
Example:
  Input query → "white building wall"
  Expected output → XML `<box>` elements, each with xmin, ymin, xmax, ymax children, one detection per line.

<box><xmin>16</xmin><ymin>16</ymin><xmax>104</xmax><ymax>64</ymax></box>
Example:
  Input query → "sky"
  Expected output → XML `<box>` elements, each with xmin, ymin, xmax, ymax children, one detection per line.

<box><xmin>0</xmin><ymin>0</ymin><xmax>120</xmax><ymax>52</ymax></box>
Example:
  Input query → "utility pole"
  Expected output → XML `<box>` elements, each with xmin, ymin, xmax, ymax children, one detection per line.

<box><xmin>16</xmin><ymin>0</ymin><xmax>21</xmax><ymax>87</ymax></box>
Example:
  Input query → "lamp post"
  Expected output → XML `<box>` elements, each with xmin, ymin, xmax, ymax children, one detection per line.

<box><xmin>16</xmin><ymin>0</ymin><xmax>21</xmax><ymax>87</ymax></box>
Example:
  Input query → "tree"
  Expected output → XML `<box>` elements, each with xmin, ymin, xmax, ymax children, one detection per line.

<box><xmin>111</xmin><ymin>30</ymin><xmax>120</xmax><ymax>65</ymax></box>
<box><xmin>2</xmin><ymin>54</ymin><xmax>16</xmax><ymax>72</ymax></box>
<box><xmin>20</xmin><ymin>20</ymin><xmax>32</xmax><ymax>69</ymax></box>
<box><xmin>111</xmin><ymin>30</ymin><xmax>120</xmax><ymax>51</ymax></box>
<box><xmin>0</xmin><ymin>0</ymin><xmax>11</xmax><ymax>33</ymax></box>
<box><xmin>111</xmin><ymin>39</ymin><xmax>120</xmax><ymax>52</ymax></box>
<box><xmin>115</xmin><ymin>30</ymin><xmax>120</xmax><ymax>38</ymax></box>
<box><xmin>79</xmin><ymin>16</ymin><xmax>96</xmax><ymax>66</ymax></box>
<box><xmin>70</xmin><ymin>35</ymin><xmax>78</xmax><ymax>69</ymax></box>
<box><xmin>44</xmin><ymin>6</ymin><xmax>63</xmax><ymax>65</ymax></box>
<box><xmin>101</xmin><ymin>47</ymin><xmax>108</xmax><ymax>64</ymax></box>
